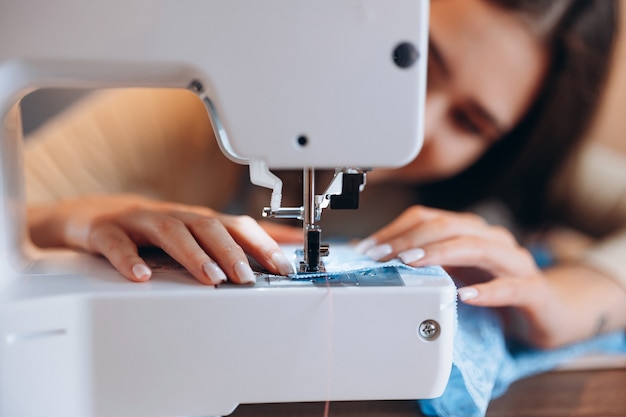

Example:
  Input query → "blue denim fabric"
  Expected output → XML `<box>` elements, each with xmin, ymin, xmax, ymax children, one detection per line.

<box><xmin>419</xmin><ymin>302</ymin><xmax>626</xmax><ymax>417</ymax></box>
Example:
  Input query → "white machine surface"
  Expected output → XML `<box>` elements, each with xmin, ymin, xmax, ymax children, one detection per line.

<box><xmin>0</xmin><ymin>1</ymin><xmax>456</xmax><ymax>416</ymax></box>
<box><xmin>2</xmin><ymin>247</ymin><xmax>456</xmax><ymax>417</ymax></box>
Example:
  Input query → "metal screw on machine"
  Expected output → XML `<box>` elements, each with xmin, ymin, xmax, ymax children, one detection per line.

<box><xmin>188</xmin><ymin>79</ymin><xmax>204</xmax><ymax>93</ymax></box>
<box><xmin>418</xmin><ymin>320</ymin><xmax>440</xmax><ymax>340</ymax></box>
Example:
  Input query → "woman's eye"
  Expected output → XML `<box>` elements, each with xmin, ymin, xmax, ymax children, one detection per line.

<box><xmin>451</xmin><ymin>108</ymin><xmax>482</xmax><ymax>136</ymax></box>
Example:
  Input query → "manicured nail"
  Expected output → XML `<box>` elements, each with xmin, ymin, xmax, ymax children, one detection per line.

<box><xmin>458</xmin><ymin>287</ymin><xmax>479</xmax><ymax>301</ymax></box>
<box><xmin>365</xmin><ymin>244</ymin><xmax>393</xmax><ymax>261</ymax></box>
<box><xmin>354</xmin><ymin>238</ymin><xmax>377</xmax><ymax>254</ymax></box>
<box><xmin>203</xmin><ymin>261</ymin><xmax>227</xmax><ymax>284</ymax></box>
<box><xmin>272</xmin><ymin>251</ymin><xmax>295</xmax><ymax>276</ymax></box>
<box><xmin>398</xmin><ymin>248</ymin><xmax>425</xmax><ymax>264</ymax></box>
<box><xmin>234</xmin><ymin>261</ymin><xmax>256</xmax><ymax>284</ymax></box>
<box><xmin>132</xmin><ymin>264</ymin><xmax>152</xmax><ymax>281</ymax></box>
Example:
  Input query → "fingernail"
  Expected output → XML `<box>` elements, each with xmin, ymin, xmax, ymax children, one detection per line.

<box><xmin>203</xmin><ymin>261</ymin><xmax>227</xmax><ymax>284</ymax></box>
<box><xmin>398</xmin><ymin>248</ymin><xmax>425</xmax><ymax>264</ymax></box>
<box><xmin>272</xmin><ymin>251</ymin><xmax>295</xmax><ymax>276</ymax></box>
<box><xmin>234</xmin><ymin>261</ymin><xmax>256</xmax><ymax>284</ymax></box>
<box><xmin>132</xmin><ymin>264</ymin><xmax>152</xmax><ymax>281</ymax></box>
<box><xmin>365</xmin><ymin>244</ymin><xmax>393</xmax><ymax>261</ymax></box>
<box><xmin>458</xmin><ymin>287</ymin><xmax>479</xmax><ymax>301</ymax></box>
<box><xmin>354</xmin><ymin>238</ymin><xmax>377</xmax><ymax>254</ymax></box>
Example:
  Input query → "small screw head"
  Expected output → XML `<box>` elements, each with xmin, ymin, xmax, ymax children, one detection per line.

<box><xmin>418</xmin><ymin>320</ymin><xmax>440</xmax><ymax>340</ymax></box>
<box><xmin>189</xmin><ymin>80</ymin><xmax>204</xmax><ymax>93</ymax></box>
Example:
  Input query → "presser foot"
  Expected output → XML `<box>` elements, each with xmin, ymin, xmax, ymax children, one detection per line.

<box><xmin>296</xmin><ymin>246</ymin><xmax>328</xmax><ymax>275</ymax></box>
<box><xmin>301</xmin><ymin>225</ymin><xmax>329</xmax><ymax>273</ymax></box>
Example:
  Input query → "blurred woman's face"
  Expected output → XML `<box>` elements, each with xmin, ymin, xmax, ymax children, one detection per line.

<box><xmin>371</xmin><ymin>0</ymin><xmax>548</xmax><ymax>184</ymax></box>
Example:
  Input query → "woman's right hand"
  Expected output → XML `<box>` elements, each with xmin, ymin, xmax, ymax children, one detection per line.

<box><xmin>28</xmin><ymin>194</ymin><xmax>302</xmax><ymax>285</ymax></box>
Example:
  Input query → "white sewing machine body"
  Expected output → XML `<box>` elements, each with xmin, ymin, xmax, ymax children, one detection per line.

<box><xmin>2</xmin><ymin>248</ymin><xmax>456</xmax><ymax>417</ymax></box>
<box><xmin>0</xmin><ymin>1</ymin><xmax>456</xmax><ymax>416</ymax></box>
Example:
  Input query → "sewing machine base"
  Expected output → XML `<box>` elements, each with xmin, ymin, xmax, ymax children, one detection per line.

<box><xmin>0</xmin><ymin>249</ymin><xmax>455</xmax><ymax>417</ymax></box>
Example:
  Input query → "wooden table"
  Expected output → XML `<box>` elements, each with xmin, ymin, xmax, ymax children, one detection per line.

<box><xmin>486</xmin><ymin>368</ymin><xmax>626</xmax><ymax>417</ymax></box>
<box><xmin>229</xmin><ymin>369</ymin><xmax>626</xmax><ymax>417</ymax></box>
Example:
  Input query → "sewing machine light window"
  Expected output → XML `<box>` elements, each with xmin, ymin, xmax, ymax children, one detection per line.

<box><xmin>21</xmin><ymin>88</ymin><xmax>90</xmax><ymax>136</ymax></box>
<box><xmin>393</xmin><ymin>41</ymin><xmax>420</xmax><ymax>69</ymax></box>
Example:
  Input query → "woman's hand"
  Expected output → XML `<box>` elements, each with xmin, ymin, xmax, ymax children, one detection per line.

<box><xmin>355</xmin><ymin>205</ymin><xmax>626</xmax><ymax>348</ymax></box>
<box><xmin>28</xmin><ymin>194</ymin><xmax>303</xmax><ymax>285</ymax></box>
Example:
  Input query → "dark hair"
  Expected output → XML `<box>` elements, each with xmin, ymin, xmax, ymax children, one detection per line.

<box><xmin>420</xmin><ymin>0</ymin><xmax>620</xmax><ymax>227</ymax></box>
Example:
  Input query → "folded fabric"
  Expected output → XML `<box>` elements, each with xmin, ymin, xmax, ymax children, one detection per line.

<box><xmin>285</xmin><ymin>244</ymin><xmax>449</xmax><ymax>279</ymax></box>
<box><xmin>418</xmin><ymin>302</ymin><xmax>626</xmax><ymax>417</ymax></box>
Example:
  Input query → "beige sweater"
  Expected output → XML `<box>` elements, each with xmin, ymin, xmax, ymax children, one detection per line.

<box><xmin>24</xmin><ymin>88</ymin><xmax>626</xmax><ymax>288</ymax></box>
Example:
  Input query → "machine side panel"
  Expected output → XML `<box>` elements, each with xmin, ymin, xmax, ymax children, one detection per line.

<box><xmin>1</xmin><ymin>276</ymin><xmax>454</xmax><ymax>417</ymax></box>
<box><xmin>0</xmin><ymin>297</ymin><xmax>94</xmax><ymax>417</ymax></box>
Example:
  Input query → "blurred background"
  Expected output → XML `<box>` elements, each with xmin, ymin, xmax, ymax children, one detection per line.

<box><xmin>588</xmin><ymin>0</ymin><xmax>626</xmax><ymax>153</ymax></box>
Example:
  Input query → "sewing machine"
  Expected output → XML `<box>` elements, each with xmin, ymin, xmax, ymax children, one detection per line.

<box><xmin>0</xmin><ymin>1</ymin><xmax>456</xmax><ymax>416</ymax></box>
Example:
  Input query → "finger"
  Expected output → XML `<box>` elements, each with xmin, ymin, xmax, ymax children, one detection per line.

<box><xmin>115</xmin><ymin>212</ymin><xmax>232</xmax><ymax>285</ymax></box>
<box><xmin>181</xmin><ymin>205</ymin><xmax>299</xmax><ymax>277</ymax></box>
<box><xmin>408</xmin><ymin>236</ymin><xmax>538</xmax><ymax>277</ymax></box>
<box><xmin>366</xmin><ymin>216</ymin><xmax>514</xmax><ymax>262</ymax></box>
<box><xmin>362</xmin><ymin>205</ymin><xmax>442</xmax><ymax>247</ymax></box>
<box><xmin>176</xmin><ymin>214</ymin><xmax>260</xmax><ymax>284</ymax></box>
<box><xmin>357</xmin><ymin>206</ymin><xmax>494</xmax><ymax>260</ymax></box>
<box><xmin>219</xmin><ymin>215</ymin><xmax>295</xmax><ymax>276</ymax></box>
<box><xmin>87</xmin><ymin>223</ymin><xmax>152</xmax><ymax>283</ymax></box>
<box><xmin>457</xmin><ymin>275</ymin><xmax>543</xmax><ymax>307</ymax></box>
<box><xmin>395</xmin><ymin>216</ymin><xmax>514</xmax><ymax>251</ymax></box>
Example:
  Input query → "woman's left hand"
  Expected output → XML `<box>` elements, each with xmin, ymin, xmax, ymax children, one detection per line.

<box><xmin>355</xmin><ymin>205</ymin><xmax>568</xmax><ymax>347</ymax></box>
